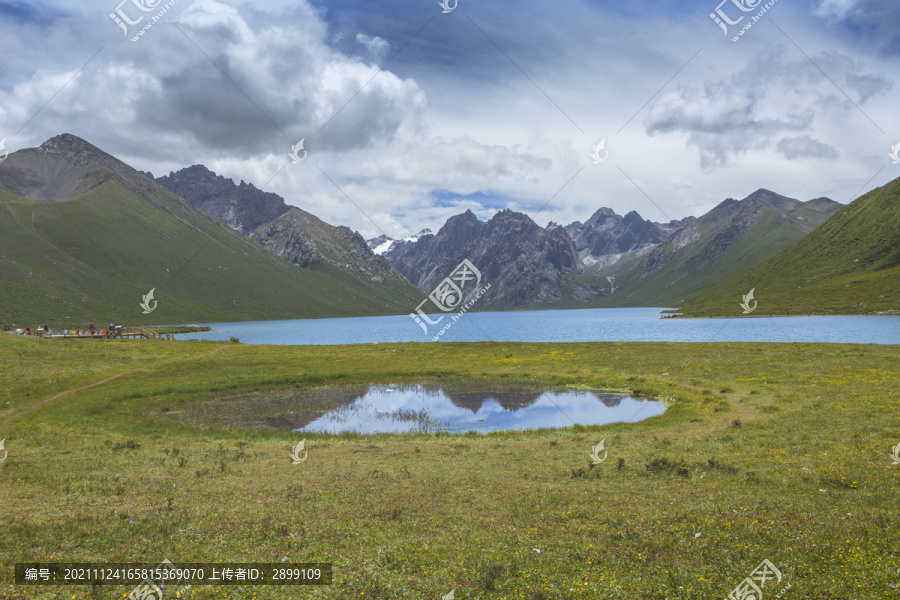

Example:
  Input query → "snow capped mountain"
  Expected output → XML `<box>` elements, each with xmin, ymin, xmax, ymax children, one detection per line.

<box><xmin>367</xmin><ymin>234</ymin><xmax>394</xmax><ymax>256</ymax></box>
<box><xmin>366</xmin><ymin>229</ymin><xmax>433</xmax><ymax>257</ymax></box>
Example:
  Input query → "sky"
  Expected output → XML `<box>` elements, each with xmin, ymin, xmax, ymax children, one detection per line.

<box><xmin>0</xmin><ymin>0</ymin><xmax>898</xmax><ymax>239</ymax></box>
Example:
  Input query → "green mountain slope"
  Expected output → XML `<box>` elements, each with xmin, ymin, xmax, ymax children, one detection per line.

<box><xmin>0</xmin><ymin>136</ymin><xmax>422</xmax><ymax>327</ymax></box>
<box><xmin>570</xmin><ymin>190</ymin><xmax>841</xmax><ymax>308</ymax></box>
<box><xmin>678</xmin><ymin>177</ymin><xmax>900</xmax><ymax>316</ymax></box>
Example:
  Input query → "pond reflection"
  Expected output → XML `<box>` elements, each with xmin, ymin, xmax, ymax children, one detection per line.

<box><xmin>291</xmin><ymin>384</ymin><xmax>666</xmax><ymax>434</ymax></box>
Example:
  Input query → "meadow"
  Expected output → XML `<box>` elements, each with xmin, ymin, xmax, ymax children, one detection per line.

<box><xmin>0</xmin><ymin>334</ymin><xmax>898</xmax><ymax>599</ymax></box>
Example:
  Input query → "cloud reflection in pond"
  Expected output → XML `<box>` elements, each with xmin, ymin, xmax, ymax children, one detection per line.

<box><xmin>293</xmin><ymin>385</ymin><xmax>666</xmax><ymax>434</ymax></box>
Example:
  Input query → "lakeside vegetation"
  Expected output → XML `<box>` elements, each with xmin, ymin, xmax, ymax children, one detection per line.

<box><xmin>151</xmin><ymin>326</ymin><xmax>213</xmax><ymax>334</ymax></box>
<box><xmin>0</xmin><ymin>335</ymin><xmax>898</xmax><ymax>599</ymax></box>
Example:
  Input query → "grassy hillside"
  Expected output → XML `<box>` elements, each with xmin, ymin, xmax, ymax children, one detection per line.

<box><xmin>0</xmin><ymin>174</ymin><xmax>422</xmax><ymax>327</ymax></box>
<box><xmin>0</xmin><ymin>334</ymin><xmax>898</xmax><ymax>598</ymax></box>
<box><xmin>520</xmin><ymin>193</ymin><xmax>839</xmax><ymax>312</ymax></box>
<box><xmin>600</xmin><ymin>213</ymin><xmax>810</xmax><ymax>307</ymax></box>
<box><xmin>591</xmin><ymin>194</ymin><xmax>839</xmax><ymax>308</ymax></box>
<box><xmin>679</xmin><ymin>177</ymin><xmax>900</xmax><ymax>316</ymax></box>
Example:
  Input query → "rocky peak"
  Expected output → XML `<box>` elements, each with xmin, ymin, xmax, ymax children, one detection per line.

<box><xmin>742</xmin><ymin>188</ymin><xmax>798</xmax><ymax>213</ymax></box>
<box><xmin>0</xmin><ymin>133</ymin><xmax>158</xmax><ymax>203</ymax></box>
<box><xmin>713</xmin><ymin>197</ymin><xmax>739</xmax><ymax>210</ymax></box>
<box><xmin>589</xmin><ymin>207</ymin><xmax>618</xmax><ymax>220</ymax></box>
<box><xmin>155</xmin><ymin>165</ymin><xmax>289</xmax><ymax>234</ymax></box>
<box><xmin>367</xmin><ymin>234</ymin><xmax>392</xmax><ymax>250</ymax></box>
<box><xmin>154</xmin><ymin>164</ymin><xmax>412</xmax><ymax>285</ymax></box>
<box><xmin>368</xmin><ymin>229</ymin><xmax>436</xmax><ymax>262</ymax></box>
<box><xmin>566</xmin><ymin>206</ymin><xmax>669</xmax><ymax>260</ymax></box>
<box><xmin>38</xmin><ymin>133</ymin><xmax>105</xmax><ymax>157</ymax></box>
<box><xmin>249</xmin><ymin>209</ymin><xmax>323</xmax><ymax>267</ymax></box>
<box><xmin>393</xmin><ymin>208</ymin><xmax>581</xmax><ymax>306</ymax></box>
<box><xmin>432</xmin><ymin>209</ymin><xmax>482</xmax><ymax>252</ymax></box>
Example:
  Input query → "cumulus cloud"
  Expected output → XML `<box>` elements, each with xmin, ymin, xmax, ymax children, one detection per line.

<box><xmin>644</xmin><ymin>47</ymin><xmax>891</xmax><ymax>168</ymax></box>
<box><xmin>645</xmin><ymin>80</ymin><xmax>811</xmax><ymax>168</ymax></box>
<box><xmin>0</xmin><ymin>0</ymin><xmax>897</xmax><ymax>238</ymax></box>
<box><xmin>0</xmin><ymin>0</ymin><xmax>574</xmax><ymax>235</ymax></box>
<box><xmin>0</xmin><ymin>0</ymin><xmax>428</xmax><ymax>160</ymax></box>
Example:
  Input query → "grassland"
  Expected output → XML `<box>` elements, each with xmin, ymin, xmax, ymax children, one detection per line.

<box><xmin>0</xmin><ymin>334</ymin><xmax>898</xmax><ymax>599</ymax></box>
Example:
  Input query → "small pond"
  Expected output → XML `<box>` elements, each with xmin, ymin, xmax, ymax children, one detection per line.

<box><xmin>173</xmin><ymin>383</ymin><xmax>667</xmax><ymax>434</ymax></box>
<box><xmin>286</xmin><ymin>384</ymin><xmax>667</xmax><ymax>434</ymax></box>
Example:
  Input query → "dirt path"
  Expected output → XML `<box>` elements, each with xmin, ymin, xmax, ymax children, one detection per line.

<box><xmin>0</xmin><ymin>345</ymin><xmax>230</xmax><ymax>430</ymax></box>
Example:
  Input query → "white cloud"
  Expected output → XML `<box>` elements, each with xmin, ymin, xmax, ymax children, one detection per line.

<box><xmin>0</xmin><ymin>0</ymin><xmax>897</xmax><ymax>240</ymax></box>
<box><xmin>644</xmin><ymin>47</ymin><xmax>890</xmax><ymax>168</ymax></box>
<box><xmin>355</xmin><ymin>33</ymin><xmax>390</xmax><ymax>58</ymax></box>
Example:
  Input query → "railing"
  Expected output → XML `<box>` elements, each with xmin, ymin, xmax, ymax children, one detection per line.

<box><xmin>121</xmin><ymin>327</ymin><xmax>174</xmax><ymax>340</ymax></box>
<box><xmin>32</xmin><ymin>327</ymin><xmax>174</xmax><ymax>340</ymax></box>
<box><xmin>122</xmin><ymin>326</ymin><xmax>158</xmax><ymax>339</ymax></box>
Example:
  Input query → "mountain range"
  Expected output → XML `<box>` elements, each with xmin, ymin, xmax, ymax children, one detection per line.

<box><xmin>0</xmin><ymin>134</ymin><xmax>420</xmax><ymax>325</ymax></box>
<box><xmin>153</xmin><ymin>164</ymin><xmax>410</xmax><ymax>288</ymax></box>
<box><xmin>373</xmin><ymin>189</ymin><xmax>845</xmax><ymax>312</ymax></box>
<box><xmin>564</xmin><ymin>208</ymin><xmax>693</xmax><ymax>268</ymax></box>
<box><xmin>1</xmin><ymin>133</ymin><xmax>895</xmax><ymax>323</ymax></box>
<box><xmin>393</xmin><ymin>209</ymin><xmax>583</xmax><ymax>307</ymax></box>
<box><xmin>587</xmin><ymin>189</ymin><xmax>842</xmax><ymax>309</ymax></box>
<box><xmin>679</xmin><ymin>178</ymin><xmax>900</xmax><ymax>316</ymax></box>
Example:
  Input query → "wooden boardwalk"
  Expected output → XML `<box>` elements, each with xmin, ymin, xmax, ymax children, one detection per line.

<box><xmin>43</xmin><ymin>327</ymin><xmax>174</xmax><ymax>340</ymax></box>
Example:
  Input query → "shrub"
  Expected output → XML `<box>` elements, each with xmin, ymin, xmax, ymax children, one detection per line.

<box><xmin>707</xmin><ymin>458</ymin><xmax>739</xmax><ymax>475</ymax></box>
<box><xmin>645</xmin><ymin>457</ymin><xmax>690</xmax><ymax>477</ymax></box>
<box><xmin>645</xmin><ymin>457</ymin><xmax>676</xmax><ymax>474</ymax></box>
<box><xmin>112</xmin><ymin>440</ymin><xmax>140</xmax><ymax>451</ymax></box>
<box><xmin>482</xmin><ymin>565</ymin><xmax>506</xmax><ymax>591</ymax></box>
